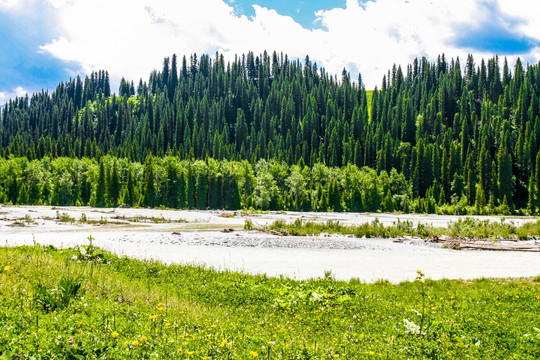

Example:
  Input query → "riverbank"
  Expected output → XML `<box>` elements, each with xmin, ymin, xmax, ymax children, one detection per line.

<box><xmin>2</xmin><ymin>205</ymin><xmax>540</xmax><ymax>282</ymax></box>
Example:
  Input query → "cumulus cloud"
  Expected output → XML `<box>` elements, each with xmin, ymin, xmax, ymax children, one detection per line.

<box><xmin>21</xmin><ymin>0</ymin><xmax>540</xmax><ymax>90</ymax></box>
<box><xmin>0</xmin><ymin>86</ymin><xmax>29</xmax><ymax>104</ymax></box>
<box><xmin>313</xmin><ymin>0</ymin><xmax>540</xmax><ymax>87</ymax></box>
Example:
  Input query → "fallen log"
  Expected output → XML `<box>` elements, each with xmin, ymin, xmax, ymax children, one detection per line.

<box><xmin>454</xmin><ymin>243</ymin><xmax>540</xmax><ymax>252</ymax></box>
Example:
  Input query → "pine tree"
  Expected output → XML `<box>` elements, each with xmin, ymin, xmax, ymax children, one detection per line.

<box><xmin>108</xmin><ymin>161</ymin><xmax>120</xmax><ymax>206</ymax></box>
<box><xmin>196</xmin><ymin>172</ymin><xmax>208</xmax><ymax>210</ymax></box>
<box><xmin>531</xmin><ymin>151</ymin><xmax>540</xmax><ymax>211</ymax></box>
<box><xmin>382</xmin><ymin>189</ymin><xmax>394</xmax><ymax>212</ymax></box>
<box><xmin>328</xmin><ymin>179</ymin><xmax>342</xmax><ymax>212</ymax></box>
<box><xmin>186</xmin><ymin>165</ymin><xmax>195</xmax><ymax>209</ymax></box>
<box><xmin>143</xmin><ymin>155</ymin><xmax>157</xmax><ymax>207</ymax></box>
<box><xmin>17</xmin><ymin>184</ymin><xmax>29</xmax><ymax>205</ymax></box>
<box><xmin>497</xmin><ymin>137</ymin><xmax>513</xmax><ymax>206</ymax></box>
<box><xmin>95</xmin><ymin>159</ymin><xmax>106</xmax><ymax>207</ymax></box>
<box><xmin>178</xmin><ymin>171</ymin><xmax>187</xmax><ymax>209</ymax></box>
<box><xmin>527</xmin><ymin>175</ymin><xmax>535</xmax><ymax>214</ymax></box>
<box><xmin>167</xmin><ymin>163</ymin><xmax>179</xmax><ymax>209</ymax></box>
<box><xmin>126</xmin><ymin>169</ymin><xmax>136</xmax><ymax>206</ymax></box>
<box><xmin>475</xmin><ymin>183</ymin><xmax>486</xmax><ymax>215</ymax></box>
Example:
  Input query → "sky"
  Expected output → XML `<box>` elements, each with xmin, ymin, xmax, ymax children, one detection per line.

<box><xmin>1</xmin><ymin>0</ymin><xmax>540</xmax><ymax>104</ymax></box>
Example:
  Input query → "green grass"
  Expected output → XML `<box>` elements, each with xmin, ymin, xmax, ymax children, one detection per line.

<box><xmin>0</xmin><ymin>243</ymin><xmax>539</xmax><ymax>359</ymax></box>
<box><xmin>265</xmin><ymin>218</ymin><xmax>540</xmax><ymax>240</ymax></box>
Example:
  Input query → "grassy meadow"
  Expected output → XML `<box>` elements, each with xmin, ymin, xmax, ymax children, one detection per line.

<box><xmin>0</xmin><ymin>240</ymin><xmax>539</xmax><ymax>359</ymax></box>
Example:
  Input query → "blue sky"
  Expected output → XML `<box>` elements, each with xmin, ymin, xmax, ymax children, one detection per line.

<box><xmin>0</xmin><ymin>5</ymin><xmax>78</xmax><ymax>94</ymax></box>
<box><xmin>1</xmin><ymin>0</ymin><xmax>539</xmax><ymax>103</ymax></box>
<box><xmin>226</xmin><ymin>0</ymin><xmax>347</xmax><ymax>29</ymax></box>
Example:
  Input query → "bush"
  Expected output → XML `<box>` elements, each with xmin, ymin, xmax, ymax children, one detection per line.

<box><xmin>34</xmin><ymin>275</ymin><xmax>83</xmax><ymax>312</ymax></box>
<box><xmin>244</xmin><ymin>218</ymin><xmax>254</xmax><ymax>230</ymax></box>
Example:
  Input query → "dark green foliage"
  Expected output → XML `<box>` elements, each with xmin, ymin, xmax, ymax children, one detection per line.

<box><xmin>108</xmin><ymin>160</ymin><xmax>120</xmax><ymax>206</ymax></box>
<box><xmin>143</xmin><ymin>155</ymin><xmax>157</xmax><ymax>207</ymax></box>
<box><xmin>126</xmin><ymin>169</ymin><xmax>136</xmax><ymax>206</ymax></box>
<box><xmin>498</xmin><ymin>133</ymin><xmax>514</xmax><ymax>207</ymax></box>
<box><xmin>328</xmin><ymin>179</ymin><xmax>342</xmax><ymax>212</ymax></box>
<box><xmin>177</xmin><ymin>171</ymin><xmax>187</xmax><ymax>209</ymax></box>
<box><xmin>1</xmin><ymin>52</ymin><xmax>540</xmax><ymax>213</ymax></box>
<box><xmin>95</xmin><ymin>159</ymin><xmax>106</xmax><ymax>207</ymax></box>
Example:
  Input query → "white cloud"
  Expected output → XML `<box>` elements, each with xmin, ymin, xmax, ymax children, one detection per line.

<box><xmin>0</xmin><ymin>0</ymin><xmax>22</xmax><ymax>9</ymax></box>
<box><xmin>0</xmin><ymin>86</ymin><xmax>29</xmax><ymax>104</ymax></box>
<box><xmin>313</xmin><ymin>0</ymin><xmax>540</xmax><ymax>87</ymax></box>
<box><xmin>37</xmin><ymin>0</ymin><xmax>540</xmax><ymax>90</ymax></box>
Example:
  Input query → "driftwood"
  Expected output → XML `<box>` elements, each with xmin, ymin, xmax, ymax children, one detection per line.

<box><xmin>259</xmin><ymin>228</ymin><xmax>290</xmax><ymax>236</ymax></box>
<box><xmin>427</xmin><ymin>236</ymin><xmax>540</xmax><ymax>252</ymax></box>
<box><xmin>454</xmin><ymin>243</ymin><xmax>540</xmax><ymax>252</ymax></box>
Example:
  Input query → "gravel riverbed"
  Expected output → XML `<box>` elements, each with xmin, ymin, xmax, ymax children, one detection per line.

<box><xmin>2</xmin><ymin>205</ymin><xmax>540</xmax><ymax>282</ymax></box>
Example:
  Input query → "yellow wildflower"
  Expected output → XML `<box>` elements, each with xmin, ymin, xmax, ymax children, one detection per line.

<box><xmin>186</xmin><ymin>350</ymin><xmax>194</xmax><ymax>355</ymax></box>
<box><xmin>219</xmin><ymin>339</ymin><xmax>227</xmax><ymax>347</ymax></box>
<box><xmin>111</xmin><ymin>331</ymin><xmax>119</xmax><ymax>338</ymax></box>
<box><xmin>132</xmin><ymin>340</ymin><xmax>139</xmax><ymax>346</ymax></box>
<box><xmin>139</xmin><ymin>335</ymin><xmax>147</xmax><ymax>342</ymax></box>
<box><xmin>149</xmin><ymin>314</ymin><xmax>158</xmax><ymax>320</ymax></box>
<box><xmin>250</xmin><ymin>351</ymin><xmax>259</xmax><ymax>358</ymax></box>
<box><xmin>3</xmin><ymin>265</ymin><xmax>10</xmax><ymax>272</ymax></box>
<box><xmin>158</xmin><ymin>306</ymin><xmax>165</xmax><ymax>312</ymax></box>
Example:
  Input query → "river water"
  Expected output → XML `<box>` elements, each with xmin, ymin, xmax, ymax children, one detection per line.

<box><xmin>4</xmin><ymin>227</ymin><xmax>540</xmax><ymax>283</ymax></box>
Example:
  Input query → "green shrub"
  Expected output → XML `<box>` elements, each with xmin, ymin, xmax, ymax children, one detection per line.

<box><xmin>34</xmin><ymin>275</ymin><xmax>83</xmax><ymax>312</ymax></box>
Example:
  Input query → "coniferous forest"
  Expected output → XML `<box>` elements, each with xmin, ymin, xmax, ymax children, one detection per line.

<box><xmin>1</xmin><ymin>52</ymin><xmax>540</xmax><ymax>214</ymax></box>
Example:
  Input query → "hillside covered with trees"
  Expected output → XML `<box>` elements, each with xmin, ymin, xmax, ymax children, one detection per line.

<box><xmin>1</xmin><ymin>52</ymin><xmax>540</xmax><ymax>214</ymax></box>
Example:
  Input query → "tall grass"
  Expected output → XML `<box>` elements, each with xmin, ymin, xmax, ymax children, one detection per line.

<box><xmin>267</xmin><ymin>218</ymin><xmax>540</xmax><ymax>240</ymax></box>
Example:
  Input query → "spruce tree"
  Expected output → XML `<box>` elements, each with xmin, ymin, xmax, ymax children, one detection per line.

<box><xmin>95</xmin><ymin>159</ymin><xmax>106</xmax><ymax>207</ymax></box>
<box><xmin>178</xmin><ymin>171</ymin><xmax>187</xmax><ymax>209</ymax></box>
<box><xmin>527</xmin><ymin>175</ymin><xmax>535</xmax><ymax>214</ymax></box>
<box><xmin>196</xmin><ymin>172</ymin><xmax>208</xmax><ymax>210</ymax></box>
<box><xmin>17</xmin><ymin>184</ymin><xmax>29</xmax><ymax>205</ymax></box>
<box><xmin>475</xmin><ymin>183</ymin><xmax>486</xmax><ymax>215</ymax></box>
<box><xmin>143</xmin><ymin>155</ymin><xmax>157</xmax><ymax>207</ymax></box>
<box><xmin>497</xmin><ymin>138</ymin><xmax>513</xmax><ymax>206</ymax></box>
<box><xmin>328</xmin><ymin>179</ymin><xmax>342</xmax><ymax>212</ymax></box>
<box><xmin>167</xmin><ymin>163</ymin><xmax>179</xmax><ymax>209</ymax></box>
<box><xmin>383</xmin><ymin>189</ymin><xmax>394</xmax><ymax>212</ymax></box>
<box><xmin>126</xmin><ymin>169</ymin><xmax>136</xmax><ymax>206</ymax></box>
<box><xmin>186</xmin><ymin>165</ymin><xmax>195</xmax><ymax>209</ymax></box>
<box><xmin>108</xmin><ymin>161</ymin><xmax>120</xmax><ymax>206</ymax></box>
<box><xmin>535</xmin><ymin>152</ymin><xmax>540</xmax><ymax>212</ymax></box>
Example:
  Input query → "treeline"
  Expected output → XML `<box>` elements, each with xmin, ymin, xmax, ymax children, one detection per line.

<box><xmin>1</xmin><ymin>52</ymin><xmax>540</xmax><ymax>213</ymax></box>
<box><xmin>0</xmin><ymin>156</ymin><xmax>408</xmax><ymax>213</ymax></box>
